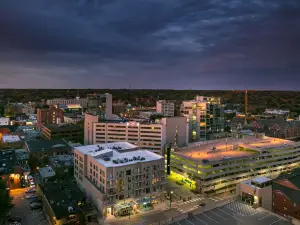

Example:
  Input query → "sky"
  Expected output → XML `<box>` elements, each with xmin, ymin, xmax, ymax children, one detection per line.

<box><xmin>1</xmin><ymin>0</ymin><xmax>300</xmax><ymax>89</ymax></box>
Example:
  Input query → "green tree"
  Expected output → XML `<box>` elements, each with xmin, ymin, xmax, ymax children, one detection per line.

<box><xmin>0</xmin><ymin>179</ymin><xmax>11</xmax><ymax>214</ymax></box>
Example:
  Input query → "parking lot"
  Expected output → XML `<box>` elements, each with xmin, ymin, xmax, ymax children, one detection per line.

<box><xmin>171</xmin><ymin>201</ymin><xmax>289</xmax><ymax>225</ymax></box>
<box><xmin>6</xmin><ymin>188</ymin><xmax>49</xmax><ymax>225</ymax></box>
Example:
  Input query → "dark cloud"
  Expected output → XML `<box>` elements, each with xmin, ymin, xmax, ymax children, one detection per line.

<box><xmin>0</xmin><ymin>0</ymin><xmax>300</xmax><ymax>89</ymax></box>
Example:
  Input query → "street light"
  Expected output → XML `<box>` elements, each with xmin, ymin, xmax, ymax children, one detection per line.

<box><xmin>169</xmin><ymin>190</ymin><xmax>173</xmax><ymax>209</ymax></box>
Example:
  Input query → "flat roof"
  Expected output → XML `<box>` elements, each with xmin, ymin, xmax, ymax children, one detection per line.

<box><xmin>75</xmin><ymin>142</ymin><xmax>163</xmax><ymax>167</ymax></box>
<box><xmin>25</xmin><ymin>139</ymin><xmax>71</xmax><ymax>152</ymax></box>
<box><xmin>176</xmin><ymin>136</ymin><xmax>294</xmax><ymax>162</ymax></box>
<box><xmin>43</xmin><ymin>123</ymin><xmax>82</xmax><ymax>132</ymax></box>
<box><xmin>2</xmin><ymin>135</ymin><xmax>21</xmax><ymax>143</ymax></box>
<box><xmin>39</xmin><ymin>166</ymin><xmax>56</xmax><ymax>178</ymax></box>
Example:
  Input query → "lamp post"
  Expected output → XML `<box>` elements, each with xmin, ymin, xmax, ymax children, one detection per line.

<box><xmin>169</xmin><ymin>191</ymin><xmax>173</xmax><ymax>209</ymax></box>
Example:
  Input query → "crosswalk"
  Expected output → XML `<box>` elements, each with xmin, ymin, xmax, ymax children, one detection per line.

<box><xmin>226</xmin><ymin>201</ymin><xmax>261</xmax><ymax>216</ymax></box>
<box><xmin>208</xmin><ymin>196</ymin><xmax>224</xmax><ymax>202</ymax></box>
<box><xmin>177</xmin><ymin>197</ymin><xmax>205</xmax><ymax>206</ymax></box>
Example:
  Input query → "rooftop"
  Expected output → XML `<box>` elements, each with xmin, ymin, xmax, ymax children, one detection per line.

<box><xmin>25</xmin><ymin>139</ymin><xmax>71</xmax><ymax>152</ymax></box>
<box><xmin>75</xmin><ymin>142</ymin><xmax>163</xmax><ymax>167</ymax></box>
<box><xmin>1</xmin><ymin>135</ymin><xmax>21</xmax><ymax>143</ymax></box>
<box><xmin>42</xmin><ymin>123</ymin><xmax>82</xmax><ymax>132</ymax></box>
<box><xmin>0</xmin><ymin>150</ymin><xmax>17</xmax><ymax>175</ymax></box>
<box><xmin>242</xmin><ymin>176</ymin><xmax>272</xmax><ymax>189</ymax></box>
<box><xmin>50</xmin><ymin>155</ymin><xmax>74</xmax><ymax>168</ymax></box>
<box><xmin>39</xmin><ymin>166</ymin><xmax>56</xmax><ymax>179</ymax></box>
<box><xmin>176</xmin><ymin>136</ymin><xmax>294</xmax><ymax>162</ymax></box>
<box><xmin>40</xmin><ymin>180</ymin><xmax>87</xmax><ymax>220</ymax></box>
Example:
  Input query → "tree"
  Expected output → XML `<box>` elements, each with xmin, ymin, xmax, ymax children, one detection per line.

<box><xmin>28</xmin><ymin>155</ymin><xmax>41</xmax><ymax>172</ymax></box>
<box><xmin>0</xmin><ymin>179</ymin><xmax>11</xmax><ymax>214</ymax></box>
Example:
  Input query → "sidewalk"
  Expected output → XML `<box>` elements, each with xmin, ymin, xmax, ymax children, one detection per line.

<box><xmin>104</xmin><ymin>200</ymin><xmax>169</xmax><ymax>224</ymax></box>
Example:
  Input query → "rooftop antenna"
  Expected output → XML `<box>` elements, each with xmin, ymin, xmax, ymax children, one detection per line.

<box><xmin>244</xmin><ymin>88</ymin><xmax>248</xmax><ymax>127</ymax></box>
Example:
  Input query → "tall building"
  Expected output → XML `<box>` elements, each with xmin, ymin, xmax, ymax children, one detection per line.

<box><xmin>74</xmin><ymin>142</ymin><xmax>165</xmax><ymax>216</ymax></box>
<box><xmin>46</xmin><ymin>97</ymin><xmax>88</xmax><ymax>108</ymax></box>
<box><xmin>86</xmin><ymin>93</ymin><xmax>113</xmax><ymax>119</ymax></box>
<box><xmin>181</xmin><ymin>95</ymin><xmax>224</xmax><ymax>142</ymax></box>
<box><xmin>169</xmin><ymin>134</ymin><xmax>300</xmax><ymax>195</ymax></box>
<box><xmin>37</xmin><ymin>106</ymin><xmax>64</xmax><ymax>128</ymax></box>
<box><xmin>84</xmin><ymin>114</ymin><xmax>188</xmax><ymax>154</ymax></box>
<box><xmin>156</xmin><ymin>100</ymin><xmax>175</xmax><ymax>117</ymax></box>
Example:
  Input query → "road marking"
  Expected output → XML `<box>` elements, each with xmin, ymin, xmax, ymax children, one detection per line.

<box><xmin>249</xmin><ymin>209</ymin><xmax>261</xmax><ymax>216</ymax></box>
<box><xmin>209</xmin><ymin>210</ymin><xmax>227</xmax><ymax>220</ymax></box>
<box><xmin>185</xmin><ymin>218</ymin><xmax>195</xmax><ymax>225</ymax></box>
<box><xmin>209</xmin><ymin>197</ymin><xmax>219</xmax><ymax>202</ymax></box>
<box><xmin>202</xmin><ymin>213</ymin><xmax>219</xmax><ymax>224</ymax></box>
<box><xmin>258</xmin><ymin>213</ymin><xmax>271</xmax><ymax>220</ymax></box>
<box><xmin>214</xmin><ymin>197</ymin><xmax>224</xmax><ymax>200</ymax></box>
<box><xmin>217</xmin><ymin>208</ymin><xmax>244</xmax><ymax>223</ymax></box>
<box><xmin>270</xmin><ymin>219</ymin><xmax>281</xmax><ymax>225</ymax></box>
<box><xmin>176</xmin><ymin>222</ymin><xmax>181</xmax><ymax>225</ymax></box>
<box><xmin>194</xmin><ymin>215</ymin><xmax>208</xmax><ymax>225</ymax></box>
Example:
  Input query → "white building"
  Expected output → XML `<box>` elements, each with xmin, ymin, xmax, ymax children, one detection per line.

<box><xmin>84</xmin><ymin>113</ymin><xmax>188</xmax><ymax>154</ymax></box>
<box><xmin>156</xmin><ymin>100</ymin><xmax>175</xmax><ymax>117</ymax></box>
<box><xmin>0</xmin><ymin>117</ymin><xmax>9</xmax><ymax>125</ymax></box>
<box><xmin>74</xmin><ymin>142</ymin><xmax>165</xmax><ymax>216</ymax></box>
<box><xmin>181</xmin><ymin>95</ymin><xmax>225</xmax><ymax>142</ymax></box>
<box><xmin>47</xmin><ymin>97</ymin><xmax>88</xmax><ymax>108</ymax></box>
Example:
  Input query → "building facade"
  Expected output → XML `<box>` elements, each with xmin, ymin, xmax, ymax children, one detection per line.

<box><xmin>46</xmin><ymin>97</ymin><xmax>88</xmax><ymax>108</ymax></box>
<box><xmin>169</xmin><ymin>135</ymin><xmax>300</xmax><ymax>195</ymax></box>
<box><xmin>236</xmin><ymin>177</ymin><xmax>272</xmax><ymax>210</ymax></box>
<box><xmin>181</xmin><ymin>96</ymin><xmax>224</xmax><ymax>142</ymax></box>
<box><xmin>74</xmin><ymin>142</ymin><xmax>165</xmax><ymax>216</ymax></box>
<box><xmin>37</xmin><ymin>106</ymin><xmax>64</xmax><ymax>128</ymax></box>
<box><xmin>84</xmin><ymin>113</ymin><xmax>188</xmax><ymax>154</ymax></box>
<box><xmin>272</xmin><ymin>169</ymin><xmax>300</xmax><ymax>220</ymax></box>
<box><xmin>40</xmin><ymin>124</ymin><xmax>83</xmax><ymax>142</ymax></box>
<box><xmin>86</xmin><ymin>93</ymin><xmax>113</xmax><ymax>119</ymax></box>
<box><xmin>156</xmin><ymin>100</ymin><xmax>175</xmax><ymax>117</ymax></box>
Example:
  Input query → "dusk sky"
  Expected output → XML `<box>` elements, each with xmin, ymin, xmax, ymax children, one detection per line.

<box><xmin>1</xmin><ymin>0</ymin><xmax>300</xmax><ymax>89</ymax></box>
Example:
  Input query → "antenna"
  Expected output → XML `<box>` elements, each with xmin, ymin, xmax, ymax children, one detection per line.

<box><xmin>245</xmin><ymin>90</ymin><xmax>248</xmax><ymax>116</ymax></box>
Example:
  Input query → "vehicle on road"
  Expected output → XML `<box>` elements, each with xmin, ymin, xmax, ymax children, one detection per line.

<box><xmin>29</xmin><ymin>198</ymin><xmax>40</xmax><ymax>203</ymax></box>
<box><xmin>26</xmin><ymin>194</ymin><xmax>37</xmax><ymax>199</ymax></box>
<box><xmin>4</xmin><ymin>212</ymin><xmax>11</xmax><ymax>217</ymax></box>
<box><xmin>25</xmin><ymin>188</ymin><xmax>36</xmax><ymax>194</ymax></box>
<box><xmin>8</xmin><ymin>216</ymin><xmax>21</xmax><ymax>222</ymax></box>
<box><xmin>30</xmin><ymin>204</ymin><xmax>42</xmax><ymax>210</ymax></box>
<box><xmin>199</xmin><ymin>203</ymin><xmax>206</xmax><ymax>207</ymax></box>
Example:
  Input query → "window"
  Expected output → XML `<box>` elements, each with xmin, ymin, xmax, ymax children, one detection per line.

<box><xmin>126</xmin><ymin>170</ymin><xmax>131</xmax><ymax>175</ymax></box>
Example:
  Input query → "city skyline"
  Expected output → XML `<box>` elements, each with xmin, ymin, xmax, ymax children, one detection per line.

<box><xmin>1</xmin><ymin>0</ymin><xmax>300</xmax><ymax>89</ymax></box>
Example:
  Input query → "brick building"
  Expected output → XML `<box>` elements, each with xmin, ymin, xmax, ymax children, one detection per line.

<box><xmin>272</xmin><ymin>168</ymin><xmax>300</xmax><ymax>220</ymax></box>
<box><xmin>37</xmin><ymin>106</ymin><xmax>64</xmax><ymax>128</ymax></box>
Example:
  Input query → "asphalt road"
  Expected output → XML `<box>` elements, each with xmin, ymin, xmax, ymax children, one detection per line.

<box><xmin>8</xmin><ymin>188</ymin><xmax>49</xmax><ymax>225</ymax></box>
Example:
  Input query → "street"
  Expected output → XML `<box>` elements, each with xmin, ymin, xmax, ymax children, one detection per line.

<box><xmin>6</xmin><ymin>188</ymin><xmax>49</xmax><ymax>225</ymax></box>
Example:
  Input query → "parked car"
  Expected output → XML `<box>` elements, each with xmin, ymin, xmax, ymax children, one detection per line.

<box><xmin>26</xmin><ymin>194</ymin><xmax>37</xmax><ymax>199</ymax></box>
<box><xmin>8</xmin><ymin>216</ymin><xmax>21</xmax><ymax>222</ymax></box>
<box><xmin>4</xmin><ymin>212</ymin><xmax>11</xmax><ymax>217</ymax></box>
<box><xmin>9</xmin><ymin>222</ymin><xmax>21</xmax><ymax>225</ymax></box>
<box><xmin>29</xmin><ymin>198</ymin><xmax>40</xmax><ymax>204</ymax></box>
<box><xmin>30</xmin><ymin>204</ymin><xmax>42</xmax><ymax>210</ymax></box>
<box><xmin>25</xmin><ymin>188</ymin><xmax>36</xmax><ymax>194</ymax></box>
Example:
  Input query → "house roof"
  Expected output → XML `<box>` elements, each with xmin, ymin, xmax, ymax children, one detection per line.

<box><xmin>273</xmin><ymin>168</ymin><xmax>300</xmax><ymax>203</ymax></box>
<box><xmin>25</xmin><ymin>139</ymin><xmax>70</xmax><ymax>152</ymax></box>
